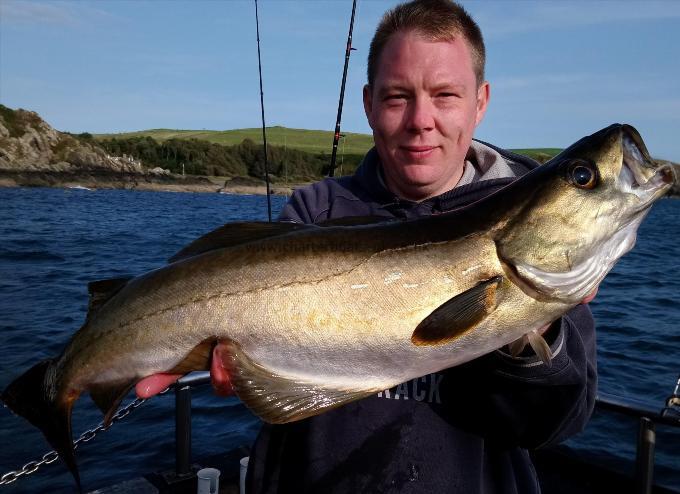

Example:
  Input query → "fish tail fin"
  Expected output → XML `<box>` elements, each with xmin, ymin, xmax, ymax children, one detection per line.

<box><xmin>1</xmin><ymin>359</ymin><xmax>81</xmax><ymax>492</ymax></box>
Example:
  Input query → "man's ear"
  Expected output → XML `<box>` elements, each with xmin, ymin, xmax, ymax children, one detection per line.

<box><xmin>363</xmin><ymin>84</ymin><xmax>374</xmax><ymax>129</ymax></box>
<box><xmin>475</xmin><ymin>81</ymin><xmax>490</xmax><ymax>127</ymax></box>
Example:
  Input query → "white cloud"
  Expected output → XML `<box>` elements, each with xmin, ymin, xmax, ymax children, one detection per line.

<box><xmin>0</xmin><ymin>0</ymin><xmax>123</xmax><ymax>27</ymax></box>
<box><xmin>0</xmin><ymin>0</ymin><xmax>79</xmax><ymax>25</ymax></box>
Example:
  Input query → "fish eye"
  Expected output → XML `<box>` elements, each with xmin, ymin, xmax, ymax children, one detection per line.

<box><xmin>567</xmin><ymin>160</ymin><xmax>598</xmax><ymax>189</ymax></box>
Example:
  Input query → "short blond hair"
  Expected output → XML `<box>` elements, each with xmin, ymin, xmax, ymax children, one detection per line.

<box><xmin>367</xmin><ymin>0</ymin><xmax>486</xmax><ymax>87</ymax></box>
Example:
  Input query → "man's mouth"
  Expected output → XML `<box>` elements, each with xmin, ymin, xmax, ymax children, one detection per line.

<box><xmin>400</xmin><ymin>146</ymin><xmax>437</xmax><ymax>159</ymax></box>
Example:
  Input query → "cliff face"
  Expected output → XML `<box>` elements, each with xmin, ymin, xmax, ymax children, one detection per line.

<box><xmin>0</xmin><ymin>105</ymin><xmax>143</xmax><ymax>174</ymax></box>
<box><xmin>0</xmin><ymin>105</ymin><xmax>222</xmax><ymax>192</ymax></box>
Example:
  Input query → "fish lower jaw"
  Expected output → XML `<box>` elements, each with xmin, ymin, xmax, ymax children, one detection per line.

<box><xmin>503</xmin><ymin>216</ymin><xmax>642</xmax><ymax>303</ymax></box>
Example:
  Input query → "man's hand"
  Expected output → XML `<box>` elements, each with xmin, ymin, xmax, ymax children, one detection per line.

<box><xmin>581</xmin><ymin>287</ymin><xmax>598</xmax><ymax>305</ymax></box>
<box><xmin>136</xmin><ymin>373</ymin><xmax>183</xmax><ymax>398</ymax></box>
<box><xmin>536</xmin><ymin>287</ymin><xmax>598</xmax><ymax>336</ymax></box>
<box><xmin>135</xmin><ymin>343</ymin><xmax>235</xmax><ymax>399</ymax></box>
<box><xmin>210</xmin><ymin>343</ymin><xmax>235</xmax><ymax>396</ymax></box>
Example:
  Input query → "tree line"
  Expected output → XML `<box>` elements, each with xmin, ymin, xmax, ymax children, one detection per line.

<box><xmin>96</xmin><ymin>136</ymin><xmax>364</xmax><ymax>181</ymax></box>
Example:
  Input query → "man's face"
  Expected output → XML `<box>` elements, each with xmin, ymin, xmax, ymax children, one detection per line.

<box><xmin>363</xmin><ymin>30</ymin><xmax>489</xmax><ymax>201</ymax></box>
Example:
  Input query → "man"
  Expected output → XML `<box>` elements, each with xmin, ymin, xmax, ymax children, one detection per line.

<box><xmin>138</xmin><ymin>1</ymin><xmax>597</xmax><ymax>492</ymax></box>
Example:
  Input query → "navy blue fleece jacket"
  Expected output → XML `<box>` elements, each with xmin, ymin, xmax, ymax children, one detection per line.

<box><xmin>245</xmin><ymin>141</ymin><xmax>598</xmax><ymax>494</ymax></box>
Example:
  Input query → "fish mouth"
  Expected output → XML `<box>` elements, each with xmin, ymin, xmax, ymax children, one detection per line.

<box><xmin>620</xmin><ymin>126</ymin><xmax>673</xmax><ymax>204</ymax></box>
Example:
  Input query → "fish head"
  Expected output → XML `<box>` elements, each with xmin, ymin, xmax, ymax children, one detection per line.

<box><xmin>497</xmin><ymin>124</ymin><xmax>673</xmax><ymax>304</ymax></box>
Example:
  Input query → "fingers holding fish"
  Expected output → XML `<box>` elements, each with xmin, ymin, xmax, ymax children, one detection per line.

<box><xmin>135</xmin><ymin>373</ymin><xmax>182</xmax><ymax>399</ymax></box>
<box><xmin>134</xmin><ymin>343</ymin><xmax>235</xmax><ymax>398</ymax></box>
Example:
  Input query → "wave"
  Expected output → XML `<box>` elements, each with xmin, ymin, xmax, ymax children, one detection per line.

<box><xmin>0</xmin><ymin>249</ymin><xmax>65</xmax><ymax>262</ymax></box>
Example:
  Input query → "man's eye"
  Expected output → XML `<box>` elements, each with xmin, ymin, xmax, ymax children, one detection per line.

<box><xmin>385</xmin><ymin>94</ymin><xmax>407</xmax><ymax>101</ymax></box>
<box><xmin>437</xmin><ymin>92</ymin><xmax>458</xmax><ymax>98</ymax></box>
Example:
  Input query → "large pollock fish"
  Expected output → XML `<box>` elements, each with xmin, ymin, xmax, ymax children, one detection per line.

<box><xmin>1</xmin><ymin>124</ymin><xmax>675</xmax><ymax>490</ymax></box>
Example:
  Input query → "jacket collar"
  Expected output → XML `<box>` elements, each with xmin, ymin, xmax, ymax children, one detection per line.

<box><xmin>351</xmin><ymin>140</ymin><xmax>540</xmax><ymax>213</ymax></box>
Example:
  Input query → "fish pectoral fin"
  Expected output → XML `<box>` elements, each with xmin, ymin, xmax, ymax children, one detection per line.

<box><xmin>527</xmin><ymin>330</ymin><xmax>553</xmax><ymax>367</ymax></box>
<box><xmin>506</xmin><ymin>330</ymin><xmax>553</xmax><ymax>366</ymax></box>
<box><xmin>87</xmin><ymin>277</ymin><xmax>132</xmax><ymax>316</ymax></box>
<box><xmin>411</xmin><ymin>276</ymin><xmax>502</xmax><ymax>346</ymax></box>
<box><xmin>89</xmin><ymin>381</ymin><xmax>135</xmax><ymax>426</ymax></box>
<box><xmin>219</xmin><ymin>340</ymin><xmax>376</xmax><ymax>424</ymax></box>
<box><xmin>169</xmin><ymin>222</ymin><xmax>313</xmax><ymax>263</ymax></box>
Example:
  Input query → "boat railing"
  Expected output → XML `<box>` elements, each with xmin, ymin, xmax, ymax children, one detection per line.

<box><xmin>168</xmin><ymin>373</ymin><xmax>680</xmax><ymax>494</ymax></box>
<box><xmin>595</xmin><ymin>389</ymin><xmax>680</xmax><ymax>494</ymax></box>
<box><xmin>172</xmin><ymin>371</ymin><xmax>211</xmax><ymax>478</ymax></box>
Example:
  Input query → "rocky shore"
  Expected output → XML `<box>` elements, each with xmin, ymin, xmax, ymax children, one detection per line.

<box><xmin>0</xmin><ymin>105</ymin><xmax>301</xmax><ymax>196</ymax></box>
<box><xmin>0</xmin><ymin>169</ymin><xmax>301</xmax><ymax>195</ymax></box>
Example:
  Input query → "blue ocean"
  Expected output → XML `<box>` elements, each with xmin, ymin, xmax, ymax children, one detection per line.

<box><xmin>0</xmin><ymin>187</ymin><xmax>678</xmax><ymax>493</ymax></box>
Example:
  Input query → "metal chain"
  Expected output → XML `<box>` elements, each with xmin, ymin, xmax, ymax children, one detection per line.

<box><xmin>0</xmin><ymin>387</ymin><xmax>169</xmax><ymax>486</ymax></box>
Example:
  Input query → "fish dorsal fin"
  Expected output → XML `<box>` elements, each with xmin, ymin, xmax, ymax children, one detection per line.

<box><xmin>412</xmin><ymin>276</ymin><xmax>502</xmax><ymax>346</ymax></box>
<box><xmin>169</xmin><ymin>222</ymin><xmax>312</xmax><ymax>263</ymax></box>
<box><xmin>317</xmin><ymin>215</ymin><xmax>396</xmax><ymax>227</ymax></box>
<box><xmin>89</xmin><ymin>381</ymin><xmax>134</xmax><ymax>426</ymax></box>
<box><xmin>219</xmin><ymin>340</ymin><xmax>377</xmax><ymax>424</ymax></box>
<box><xmin>87</xmin><ymin>277</ymin><xmax>131</xmax><ymax>314</ymax></box>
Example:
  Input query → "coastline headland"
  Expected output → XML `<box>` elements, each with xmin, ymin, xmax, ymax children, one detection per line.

<box><xmin>0</xmin><ymin>169</ymin><xmax>302</xmax><ymax>196</ymax></box>
<box><xmin>0</xmin><ymin>105</ymin><xmax>306</xmax><ymax>196</ymax></box>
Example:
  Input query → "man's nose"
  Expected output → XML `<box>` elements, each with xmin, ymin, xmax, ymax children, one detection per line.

<box><xmin>406</xmin><ymin>96</ymin><xmax>435</xmax><ymax>133</ymax></box>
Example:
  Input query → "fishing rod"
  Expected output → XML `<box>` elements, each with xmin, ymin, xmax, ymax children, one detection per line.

<box><xmin>254</xmin><ymin>0</ymin><xmax>272</xmax><ymax>222</ymax></box>
<box><xmin>328</xmin><ymin>0</ymin><xmax>357</xmax><ymax>178</ymax></box>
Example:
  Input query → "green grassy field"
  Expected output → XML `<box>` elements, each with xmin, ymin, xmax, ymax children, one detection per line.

<box><xmin>510</xmin><ymin>148</ymin><xmax>563</xmax><ymax>163</ymax></box>
<box><xmin>96</xmin><ymin>126</ymin><xmax>563</xmax><ymax>163</ymax></box>
<box><xmin>96</xmin><ymin>126</ymin><xmax>376</xmax><ymax>156</ymax></box>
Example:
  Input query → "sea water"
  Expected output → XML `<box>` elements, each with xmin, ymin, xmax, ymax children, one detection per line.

<box><xmin>0</xmin><ymin>187</ymin><xmax>678</xmax><ymax>492</ymax></box>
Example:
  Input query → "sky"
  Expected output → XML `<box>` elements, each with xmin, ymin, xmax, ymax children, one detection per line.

<box><xmin>1</xmin><ymin>0</ymin><xmax>679</xmax><ymax>161</ymax></box>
